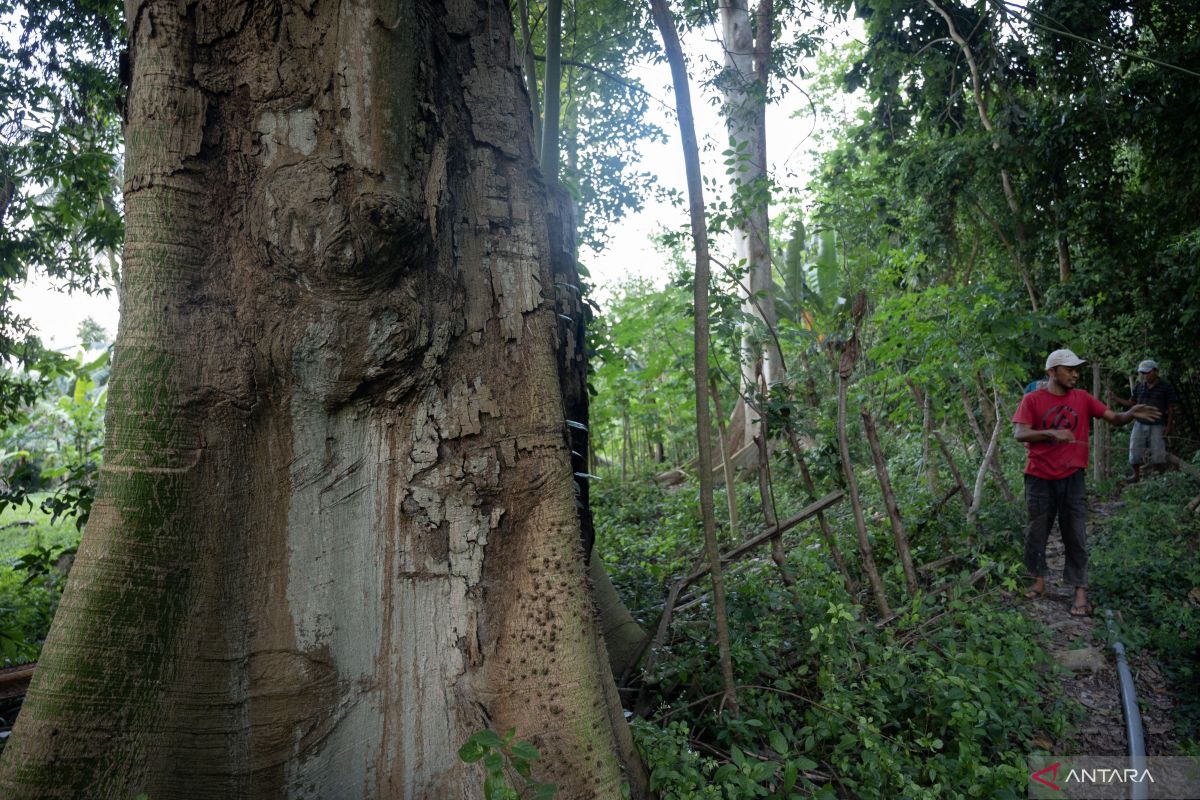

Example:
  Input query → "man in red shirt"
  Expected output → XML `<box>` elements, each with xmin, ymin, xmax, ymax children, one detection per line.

<box><xmin>1012</xmin><ymin>348</ymin><xmax>1161</xmax><ymax>616</ymax></box>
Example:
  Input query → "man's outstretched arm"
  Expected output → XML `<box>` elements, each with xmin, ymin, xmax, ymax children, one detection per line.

<box><xmin>1102</xmin><ymin>405</ymin><xmax>1161</xmax><ymax>426</ymax></box>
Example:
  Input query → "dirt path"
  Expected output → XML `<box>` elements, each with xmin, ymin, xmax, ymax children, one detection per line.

<box><xmin>1019</xmin><ymin>498</ymin><xmax>1180</xmax><ymax>756</ymax></box>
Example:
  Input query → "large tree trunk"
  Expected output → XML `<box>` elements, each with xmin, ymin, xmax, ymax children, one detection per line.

<box><xmin>0</xmin><ymin>2</ymin><xmax>639</xmax><ymax>797</ymax></box>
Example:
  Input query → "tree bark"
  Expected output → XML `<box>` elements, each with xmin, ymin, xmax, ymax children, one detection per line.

<box><xmin>649</xmin><ymin>0</ymin><xmax>738</xmax><ymax>715</ymax></box>
<box><xmin>0</xmin><ymin>2</ymin><xmax>639</xmax><ymax>797</ymax></box>
<box><xmin>719</xmin><ymin>0</ymin><xmax>783</xmax><ymax>448</ymax></box>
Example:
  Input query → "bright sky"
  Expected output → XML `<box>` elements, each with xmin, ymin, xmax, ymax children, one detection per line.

<box><xmin>12</xmin><ymin>276</ymin><xmax>120</xmax><ymax>351</ymax></box>
<box><xmin>582</xmin><ymin>17</ymin><xmax>864</xmax><ymax>299</ymax></box>
<box><xmin>12</xmin><ymin>15</ymin><xmax>861</xmax><ymax>349</ymax></box>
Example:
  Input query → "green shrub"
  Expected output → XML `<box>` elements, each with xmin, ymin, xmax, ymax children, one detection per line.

<box><xmin>602</xmin><ymin>463</ymin><xmax>1070</xmax><ymax>798</ymax></box>
<box><xmin>1089</xmin><ymin>472</ymin><xmax>1200</xmax><ymax>742</ymax></box>
<box><xmin>0</xmin><ymin>502</ymin><xmax>79</xmax><ymax>665</ymax></box>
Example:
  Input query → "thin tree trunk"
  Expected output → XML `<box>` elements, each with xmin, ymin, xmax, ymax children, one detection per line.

<box><xmin>785</xmin><ymin>426</ymin><xmax>857</xmax><ymax>596</ymax></box>
<box><xmin>926</xmin><ymin>0</ymin><xmax>1038</xmax><ymax>311</ymax></box>
<box><xmin>1057</xmin><ymin>232</ymin><xmax>1071</xmax><ymax>283</ymax></box>
<box><xmin>756</xmin><ymin>431</ymin><xmax>793</xmax><ymax>585</ymax></box>
<box><xmin>923</xmin><ymin>388</ymin><xmax>937</xmax><ymax>493</ymax></box>
<box><xmin>838</xmin><ymin>374</ymin><xmax>890</xmax><ymax>617</ymax></box>
<box><xmin>540</xmin><ymin>0</ymin><xmax>563</xmax><ymax>180</ymax></box>
<box><xmin>861</xmin><ymin>409</ymin><xmax>918</xmax><ymax>597</ymax></box>
<box><xmin>907</xmin><ymin>380</ymin><xmax>938</xmax><ymax>495</ymax></box>
<box><xmin>621</xmin><ymin>412</ymin><xmax>629</xmax><ymax>482</ymax></box>
<box><xmin>933</xmin><ymin>430</ymin><xmax>973</xmax><ymax>511</ymax></box>
<box><xmin>975</xmin><ymin>373</ymin><xmax>996</xmax><ymax>431</ymax></box>
<box><xmin>961</xmin><ymin>387</ymin><xmax>1015</xmax><ymax>503</ymax></box>
<box><xmin>968</xmin><ymin>416</ymin><xmax>1004</xmax><ymax>522</ymax></box>
<box><xmin>517</xmin><ymin>0</ymin><xmax>543</xmax><ymax>157</ymax></box>
<box><xmin>711</xmin><ymin>377</ymin><xmax>739</xmax><ymax>538</ymax></box>
<box><xmin>720</xmin><ymin>0</ymin><xmax>783</xmax><ymax>449</ymax></box>
<box><xmin>835</xmin><ymin>295</ymin><xmax>890</xmax><ymax>616</ymax></box>
<box><xmin>649</xmin><ymin>0</ymin><xmax>738</xmax><ymax>714</ymax></box>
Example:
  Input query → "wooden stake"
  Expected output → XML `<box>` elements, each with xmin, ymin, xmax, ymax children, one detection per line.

<box><xmin>861</xmin><ymin>408</ymin><xmax>918</xmax><ymax>597</ymax></box>
<box><xmin>836</xmin><ymin>294</ymin><xmax>891</xmax><ymax>617</ymax></box>
<box><xmin>786</xmin><ymin>427</ymin><xmax>857</xmax><ymax>596</ymax></box>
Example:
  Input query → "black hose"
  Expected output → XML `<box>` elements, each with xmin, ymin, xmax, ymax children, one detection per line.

<box><xmin>1104</xmin><ymin>608</ymin><xmax>1148</xmax><ymax>800</ymax></box>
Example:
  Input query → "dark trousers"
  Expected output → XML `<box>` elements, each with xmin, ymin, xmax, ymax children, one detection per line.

<box><xmin>1023</xmin><ymin>470</ymin><xmax>1088</xmax><ymax>587</ymax></box>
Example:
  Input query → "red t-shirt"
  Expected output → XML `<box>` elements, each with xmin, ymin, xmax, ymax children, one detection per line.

<box><xmin>1012</xmin><ymin>388</ymin><xmax>1108</xmax><ymax>480</ymax></box>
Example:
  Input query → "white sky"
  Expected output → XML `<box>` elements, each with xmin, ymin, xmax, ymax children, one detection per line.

<box><xmin>12</xmin><ymin>15</ymin><xmax>861</xmax><ymax>349</ymax></box>
<box><xmin>12</xmin><ymin>278</ymin><xmax>120</xmax><ymax>351</ymax></box>
<box><xmin>582</xmin><ymin>17</ymin><xmax>864</xmax><ymax>299</ymax></box>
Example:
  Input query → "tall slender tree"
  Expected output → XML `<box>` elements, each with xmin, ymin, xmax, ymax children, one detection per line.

<box><xmin>649</xmin><ymin>0</ymin><xmax>739</xmax><ymax>715</ymax></box>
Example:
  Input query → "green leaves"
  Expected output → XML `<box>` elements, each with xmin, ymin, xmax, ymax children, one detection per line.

<box><xmin>457</xmin><ymin>728</ymin><xmax>555</xmax><ymax>800</ymax></box>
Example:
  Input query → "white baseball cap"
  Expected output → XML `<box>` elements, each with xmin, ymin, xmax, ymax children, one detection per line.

<box><xmin>1045</xmin><ymin>349</ymin><xmax>1086</xmax><ymax>369</ymax></box>
<box><xmin>1137</xmin><ymin>359</ymin><xmax>1158</xmax><ymax>373</ymax></box>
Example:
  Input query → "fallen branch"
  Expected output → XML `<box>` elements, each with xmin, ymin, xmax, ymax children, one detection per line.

<box><xmin>862</xmin><ymin>408</ymin><xmax>918</xmax><ymax>596</ymax></box>
<box><xmin>680</xmin><ymin>490</ymin><xmax>845</xmax><ymax>591</ymax></box>
<box><xmin>786</xmin><ymin>426</ymin><xmax>856</xmax><ymax>596</ymax></box>
<box><xmin>916</xmin><ymin>554</ymin><xmax>964</xmax><ymax>574</ymax></box>
<box><xmin>0</xmin><ymin>661</ymin><xmax>36</xmax><ymax>702</ymax></box>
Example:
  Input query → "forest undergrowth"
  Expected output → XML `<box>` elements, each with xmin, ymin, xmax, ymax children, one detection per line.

<box><xmin>596</xmin><ymin>446</ymin><xmax>1200</xmax><ymax>798</ymax></box>
<box><xmin>1088</xmin><ymin>472</ymin><xmax>1200</xmax><ymax>748</ymax></box>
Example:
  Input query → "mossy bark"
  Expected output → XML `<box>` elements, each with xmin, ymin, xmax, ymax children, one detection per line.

<box><xmin>0</xmin><ymin>1</ymin><xmax>637</xmax><ymax>797</ymax></box>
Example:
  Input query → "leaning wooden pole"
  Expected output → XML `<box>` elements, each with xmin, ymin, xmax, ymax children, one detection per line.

<box><xmin>836</xmin><ymin>293</ymin><xmax>891</xmax><ymax>617</ymax></box>
<box><xmin>932</xmin><ymin>430</ymin><xmax>972</xmax><ymax>512</ymax></box>
<box><xmin>906</xmin><ymin>379</ymin><xmax>938</xmax><ymax>495</ymax></box>
<box><xmin>710</xmin><ymin>377</ymin><xmax>739</xmax><ymax>538</ymax></box>
<box><xmin>961</xmin><ymin>387</ymin><xmax>1015</xmax><ymax>502</ymax></box>
<box><xmin>861</xmin><ymin>408</ymin><xmax>918</xmax><ymax>597</ymax></box>
<box><xmin>785</xmin><ymin>427</ymin><xmax>857</xmax><ymax>596</ymax></box>
<box><xmin>649</xmin><ymin>0</ymin><xmax>738</xmax><ymax>713</ymax></box>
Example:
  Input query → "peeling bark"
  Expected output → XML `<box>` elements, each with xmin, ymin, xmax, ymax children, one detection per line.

<box><xmin>0</xmin><ymin>2</ymin><xmax>635</xmax><ymax>797</ymax></box>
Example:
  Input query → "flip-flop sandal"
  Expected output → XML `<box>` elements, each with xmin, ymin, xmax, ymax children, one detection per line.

<box><xmin>1069</xmin><ymin>603</ymin><xmax>1093</xmax><ymax>617</ymax></box>
<box><xmin>1024</xmin><ymin>588</ymin><xmax>1044</xmax><ymax>600</ymax></box>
